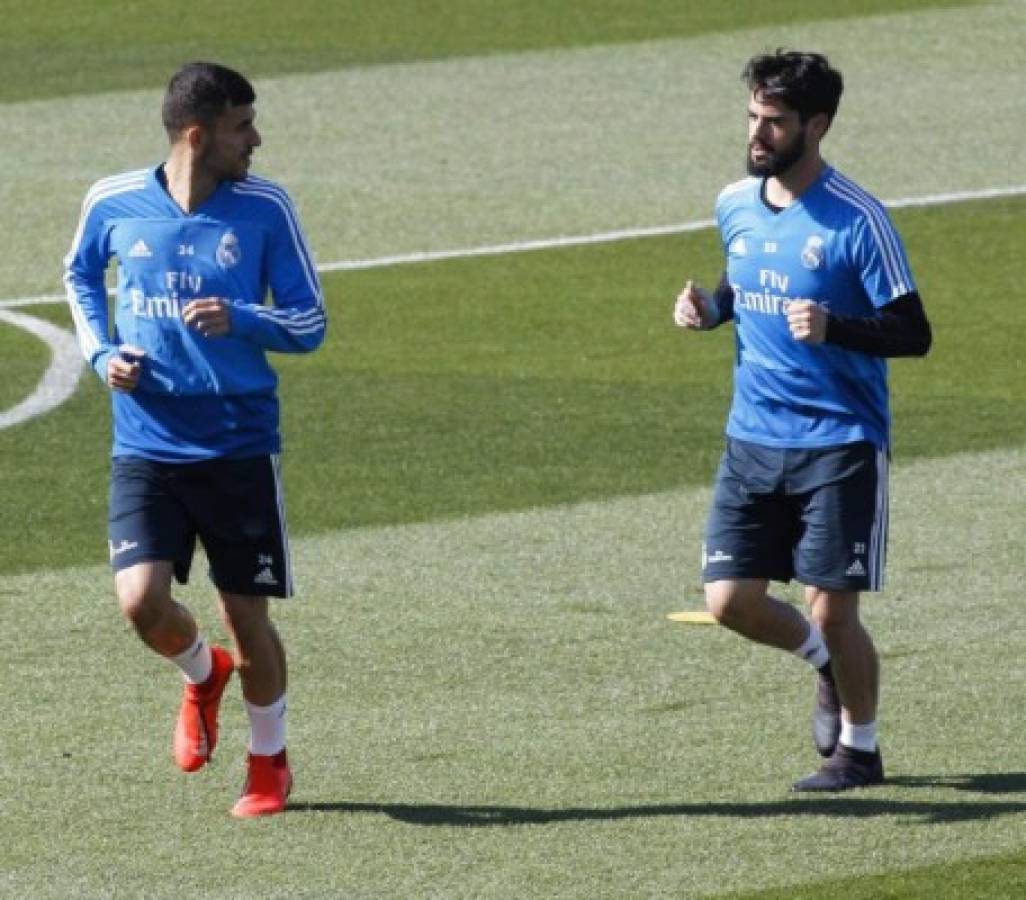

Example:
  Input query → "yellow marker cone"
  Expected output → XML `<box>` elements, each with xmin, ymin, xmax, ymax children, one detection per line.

<box><xmin>666</xmin><ymin>610</ymin><xmax>717</xmax><ymax>625</ymax></box>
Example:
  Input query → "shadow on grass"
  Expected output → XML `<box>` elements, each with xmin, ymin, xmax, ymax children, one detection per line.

<box><xmin>887</xmin><ymin>772</ymin><xmax>1026</xmax><ymax>793</ymax></box>
<box><xmin>287</xmin><ymin>772</ymin><xmax>1026</xmax><ymax>826</ymax></box>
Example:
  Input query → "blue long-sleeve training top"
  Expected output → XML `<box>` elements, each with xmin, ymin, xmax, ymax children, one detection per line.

<box><xmin>64</xmin><ymin>165</ymin><xmax>327</xmax><ymax>462</ymax></box>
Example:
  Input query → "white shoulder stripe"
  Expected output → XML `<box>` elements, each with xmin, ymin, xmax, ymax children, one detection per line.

<box><xmin>243</xmin><ymin>174</ymin><xmax>287</xmax><ymax>192</ymax></box>
<box><xmin>65</xmin><ymin>176</ymin><xmax>149</xmax><ymax>281</ymax></box>
<box><xmin>826</xmin><ymin>173</ymin><xmax>914</xmax><ymax>295</ymax></box>
<box><xmin>83</xmin><ymin>170</ymin><xmax>149</xmax><ymax>206</ymax></box>
<box><xmin>230</xmin><ymin>182</ymin><xmax>323</xmax><ymax>307</ymax></box>
<box><xmin>824</xmin><ymin>174</ymin><xmax>914</xmax><ymax>298</ymax></box>
<box><xmin>64</xmin><ymin>172</ymin><xmax>149</xmax><ymax>363</ymax></box>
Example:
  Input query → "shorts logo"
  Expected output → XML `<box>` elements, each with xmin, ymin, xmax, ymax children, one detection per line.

<box><xmin>109</xmin><ymin>539</ymin><xmax>139</xmax><ymax>559</ymax></box>
<box><xmin>216</xmin><ymin>231</ymin><xmax>242</xmax><ymax>269</ymax></box>
<box><xmin>845</xmin><ymin>559</ymin><xmax>867</xmax><ymax>577</ymax></box>
<box><xmin>706</xmin><ymin>549</ymin><xmax>734</xmax><ymax>564</ymax></box>
<box><xmin>801</xmin><ymin>235</ymin><xmax>825</xmax><ymax>270</ymax></box>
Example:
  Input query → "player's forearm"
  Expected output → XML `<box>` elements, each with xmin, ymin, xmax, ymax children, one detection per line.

<box><xmin>64</xmin><ymin>273</ymin><xmax>117</xmax><ymax>378</ymax></box>
<box><xmin>824</xmin><ymin>292</ymin><xmax>932</xmax><ymax>358</ymax></box>
<box><xmin>704</xmin><ymin>272</ymin><xmax>736</xmax><ymax>328</ymax></box>
<box><xmin>229</xmin><ymin>301</ymin><xmax>327</xmax><ymax>353</ymax></box>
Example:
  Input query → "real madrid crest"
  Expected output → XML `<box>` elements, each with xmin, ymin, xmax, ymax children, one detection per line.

<box><xmin>800</xmin><ymin>234</ymin><xmax>825</xmax><ymax>270</ymax></box>
<box><xmin>216</xmin><ymin>230</ymin><xmax>242</xmax><ymax>269</ymax></box>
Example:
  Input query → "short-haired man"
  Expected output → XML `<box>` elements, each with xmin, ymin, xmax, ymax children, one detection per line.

<box><xmin>65</xmin><ymin>62</ymin><xmax>326</xmax><ymax>816</ymax></box>
<box><xmin>674</xmin><ymin>50</ymin><xmax>931</xmax><ymax>790</ymax></box>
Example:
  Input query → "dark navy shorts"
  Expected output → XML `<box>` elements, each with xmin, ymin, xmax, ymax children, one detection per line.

<box><xmin>703</xmin><ymin>438</ymin><xmax>889</xmax><ymax>592</ymax></box>
<box><xmin>108</xmin><ymin>454</ymin><xmax>293</xmax><ymax>598</ymax></box>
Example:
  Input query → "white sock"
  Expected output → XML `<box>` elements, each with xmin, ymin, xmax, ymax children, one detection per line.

<box><xmin>792</xmin><ymin>622</ymin><xmax>830</xmax><ymax>670</ymax></box>
<box><xmin>246</xmin><ymin>695</ymin><xmax>287</xmax><ymax>756</ymax></box>
<box><xmin>170</xmin><ymin>636</ymin><xmax>212</xmax><ymax>685</ymax></box>
<box><xmin>840</xmin><ymin>719</ymin><xmax>878</xmax><ymax>753</ymax></box>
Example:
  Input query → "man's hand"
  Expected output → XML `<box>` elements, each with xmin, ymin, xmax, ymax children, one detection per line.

<box><xmin>107</xmin><ymin>344</ymin><xmax>146</xmax><ymax>392</ymax></box>
<box><xmin>673</xmin><ymin>280</ymin><xmax>717</xmax><ymax>330</ymax></box>
<box><xmin>786</xmin><ymin>299</ymin><xmax>828</xmax><ymax>344</ymax></box>
<box><xmin>183</xmin><ymin>298</ymin><xmax>232</xmax><ymax>337</ymax></box>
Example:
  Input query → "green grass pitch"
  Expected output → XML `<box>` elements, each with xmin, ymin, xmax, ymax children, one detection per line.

<box><xmin>2</xmin><ymin>1</ymin><xmax>1026</xmax><ymax>897</ymax></box>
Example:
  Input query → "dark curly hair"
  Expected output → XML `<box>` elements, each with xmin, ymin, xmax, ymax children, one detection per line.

<box><xmin>742</xmin><ymin>50</ymin><xmax>843</xmax><ymax>126</ymax></box>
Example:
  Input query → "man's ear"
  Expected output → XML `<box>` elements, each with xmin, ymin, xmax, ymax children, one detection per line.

<box><xmin>183</xmin><ymin>123</ymin><xmax>208</xmax><ymax>151</ymax></box>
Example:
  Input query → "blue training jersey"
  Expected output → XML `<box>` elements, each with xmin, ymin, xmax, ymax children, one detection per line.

<box><xmin>65</xmin><ymin>165</ymin><xmax>326</xmax><ymax>462</ymax></box>
<box><xmin>714</xmin><ymin>165</ymin><xmax>916</xmax><ymax>449</ymax></box>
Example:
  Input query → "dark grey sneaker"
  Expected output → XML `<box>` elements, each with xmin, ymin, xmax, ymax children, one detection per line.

<box><xmin>792</xmin><ymin>744</ymin><xmax>884</xmax><ymax>792</ymax></box>
<box><xmin>813</xmin><ymin>665</ymin><xmax>841</xmax><ymax>758</ymax></box>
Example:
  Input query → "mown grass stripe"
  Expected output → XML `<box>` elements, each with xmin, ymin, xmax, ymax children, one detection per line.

<box><xmin>2</xmin><ymin>183</ymin><xmax>1024</xmax><ymax>311</ymax></box>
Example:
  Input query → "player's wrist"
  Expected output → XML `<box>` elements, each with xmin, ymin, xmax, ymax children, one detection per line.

<box><xmin>703</xmin><ymin>295</ymin><xmax>721</xmax><ymax>329</ymax></box>
<box><xmin>225</xmin><ymin>299</ymin><xmax>256</xmax><ymax>337</ymax></box>
<box><xmin>93</xmin><ymin>347</ymin><xmax>117</xmax><ymax>382</ymax></box>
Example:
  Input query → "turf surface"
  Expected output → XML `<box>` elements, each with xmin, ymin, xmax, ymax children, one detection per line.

<box><xmin>4</xmin><ymin>2</ymin><xmax>1020</xmax><ymax>298</ymax></box>
<box><xmin>0</xmin><ymin>0</ymin><xmax>978</xmax><ymax>103</ymax></box>
<box><xmin>3</xmin><ymin>0</ymin><xmax>1026</xmax><ymax>896</ymax></box>
<box><xmin>3</xmin><ymin>446</ymin><xmax>1025</xmax><ymax>897</ymax></box>
<box><xmin>2</xmin><ymin>196</ymin><xmax>1022</xmax><ymax>575</ymax></box>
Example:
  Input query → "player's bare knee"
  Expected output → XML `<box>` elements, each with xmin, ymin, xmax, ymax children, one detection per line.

<box><xmin>115</xmin><ymin>580</ymin><xmax>168</xmax><ymax>632</ymax></box>
<box><xmin>113</xmin><ymin>562</ymin><xmax>174</xmax><ymax>630</ymax></box>
<box><xmin>809</xmin><ymin>590</ymin><xmax>860</xmax><ymax>640</ymax></box>
<box><xmin>704</xmin><ymin>582</ymin><xmax>747</xmax><ymax>627</ymax></box>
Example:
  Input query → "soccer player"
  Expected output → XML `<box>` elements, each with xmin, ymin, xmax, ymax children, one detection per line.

<box><xmin>673</xmin><ymin>50</ymin><xmax>931</xmax><ymax>790</ymax></box>
<box><xmin>64</xmin><ymin>62</ymin><xmax>326</xmax><ymax>817</ymax></box>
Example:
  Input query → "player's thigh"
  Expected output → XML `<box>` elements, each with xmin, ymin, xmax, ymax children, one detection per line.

<box><xmin>703</xmin><ymin>444</ymin><xmax>798</xmax><ymax>584</ymax></box>
<box><xmin>795</xmin><ymin>444</ymin><xmax>888</xmax><ymax>592</ymax></box>
<box><xmin>185</xmin><ymin>455</ymin><xmax>293</xmax><ymax>599</ymax></box>
<box><xmin>109</xmin><ymin>456</ymin><xmax>197</xmax><ymax>587</ymax></box>
<box><xmin>218</xmin><ymin>591</ymin><xmax>271</xmax><ymax>636</ymax></box>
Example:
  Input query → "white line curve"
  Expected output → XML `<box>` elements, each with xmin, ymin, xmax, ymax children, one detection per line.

<box><xmin>0</xmin><ymin>310</ymin><xmax>86</xmax><ymax>430</ymax></box>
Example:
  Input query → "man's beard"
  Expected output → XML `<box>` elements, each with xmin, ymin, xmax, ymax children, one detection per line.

<box><xmin>199</xmin><ymin>146</ymin><xmax>251</xmax><ymax>182</ymax></box>
<box><xmin>746</xmin><ymin>129</ymin><xmax>806</xmax><ymax>177</ymax></box>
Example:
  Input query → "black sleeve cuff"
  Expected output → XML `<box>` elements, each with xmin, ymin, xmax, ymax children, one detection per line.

<box><xmin>824</xmin><ymin>292</ymin><xmax>932</xmax><ymax>358</ymax></box>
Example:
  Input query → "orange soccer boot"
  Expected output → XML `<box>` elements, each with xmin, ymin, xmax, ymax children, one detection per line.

<box><xmin>232</xmin><ymin>749</ymin><xmax>293</xmax><ymax>818</ymax></box>
<box><xmin>173</xmin><ymin>644</ymin><xmax>234</xmax><ymax>772</ymax></box>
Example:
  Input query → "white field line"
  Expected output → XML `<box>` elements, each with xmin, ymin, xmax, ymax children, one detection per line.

<box><xmin>2</xmin><ymin>183</ymin><xmax>1024</xmax><ymax>312</ymax></box>
<box><xmin>322</xmin><ymin>183</ymin><xmax>1026</xmax><ymax>274</ymax></box>
<box><xmin>0</xmin><ymin>310</ymin><xmax>85</xmax><ymax>429</ymax></box>
<box><xmin>1</xmin><ymin>181</ymin><xmax>1024</xmax><ymax>431</ymax></box>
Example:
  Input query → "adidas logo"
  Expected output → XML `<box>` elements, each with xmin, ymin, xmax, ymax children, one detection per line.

<box><xmin>128</xmin><ymin>239</ymin><xmax>152</xmax><ymax>258</ymax></box>
<box><xmin>254</xmin><ymin>566</ymin><xmax>279</xmax><ymax>586</ymax></box>
<box><xmin>845</xmin><ymin>559</ymin><xmax>867</xmax><ymax>577</ymax></box>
